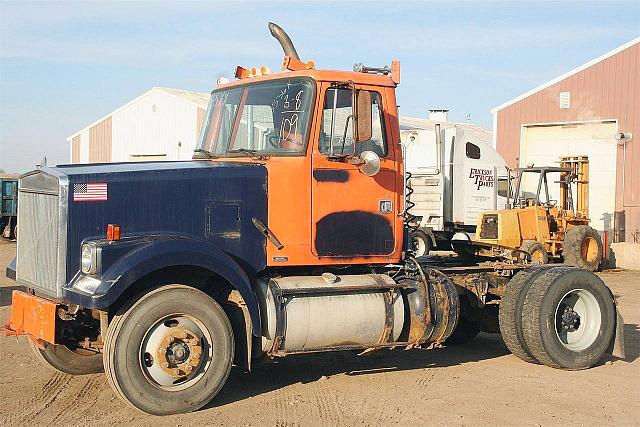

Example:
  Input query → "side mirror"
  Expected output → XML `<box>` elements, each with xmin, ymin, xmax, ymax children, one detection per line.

<box><xmin>357</xmin><ymin>150</ymin><xmax>381</xmax><ymax>176</ymax></box>
<box><xmin>354</xmin><ymin>90</ymin><xmax>372</xmax><ymax>143</ymax></box>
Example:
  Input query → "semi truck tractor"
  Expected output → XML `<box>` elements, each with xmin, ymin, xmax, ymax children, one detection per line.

<box><xmin>401</xmin><ymin>125</ymin><xmax>509</xmax><ymax>256</ymax></box>
<box><xmin>4</xmin><ymin>23</ymin><xmax>623</xmax><ymax>415</ymax></box>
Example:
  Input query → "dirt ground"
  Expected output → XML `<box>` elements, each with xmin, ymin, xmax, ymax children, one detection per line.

<box><xmin>0</xmin><ymin>239</ymin><xmax>638</xmax><ymax>426</ymax></box>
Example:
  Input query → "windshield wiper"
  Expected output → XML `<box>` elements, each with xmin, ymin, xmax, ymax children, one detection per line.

<box><xmin>192</xmin><ymin>148</ymin><xmax>217</xmax><ymax>159</ymax></box>
<box><xmin>228</xmin><ymin>148</ymin><xmax>258</xmax><ymax>157</ymax></box>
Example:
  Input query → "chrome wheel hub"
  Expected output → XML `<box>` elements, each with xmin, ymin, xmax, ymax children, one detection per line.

<box><xmin>140</xmin><ymin>315</ymin><xmax>211</xmax><ymax>389</ymax></box>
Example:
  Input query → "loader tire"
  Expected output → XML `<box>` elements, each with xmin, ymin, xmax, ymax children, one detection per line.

<box><xmin>520</xmin><ymin>240</ymin><xmax>549</xmax><ymax>264</ymax></box>
<box><xmin>104</xmin><ymin>284</ymin><xmax>234</xmax><ymax>415</ymax></box>
<box><xmin>563</xmin><ymin>225</ymin><xmax>602</xmax><ymax>271</ymax></box>
<box><xmin>498</xmin><ymin>265</ymin><xmax>554</xmax><ymax>363</ymax></box>
<box><xmin>31</xmin><ymin>341</ymin><xmax>103</xmax><ymax>375</ymax></box>
<box><xmin>521</xmin><ymin>267</ymin><xmax>615</xmax><ymax>370</ymax></box>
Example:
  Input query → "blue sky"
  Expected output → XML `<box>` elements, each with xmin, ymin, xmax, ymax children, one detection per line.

<box><xmin>1</xmin><ymin>1</ymin><xmax>638</xmax><ymax>173</ymax></box>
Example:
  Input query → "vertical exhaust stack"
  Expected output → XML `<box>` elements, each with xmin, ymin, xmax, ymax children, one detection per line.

<box><xmin>268</xmin><ymin>22</ymin><xmax>300</xmax><ymax>60</ymax></box>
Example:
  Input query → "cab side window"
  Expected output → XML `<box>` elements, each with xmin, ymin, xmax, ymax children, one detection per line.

<box><xmin>319</xmin><ymin>89</ymin><xmax>387</xmax><ymax>157</ymax></box>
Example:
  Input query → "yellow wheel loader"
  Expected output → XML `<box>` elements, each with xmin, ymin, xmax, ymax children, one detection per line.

<box><xmin>474</xmin><ymin>156</ymin><xmax>603</xmax><ymax>271</ymax></box>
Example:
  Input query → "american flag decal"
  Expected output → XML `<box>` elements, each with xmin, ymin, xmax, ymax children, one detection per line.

<box><xmin>73</xmin><ymin>183</ymin><xmax>108</xmax><ymax>202</ymax></box>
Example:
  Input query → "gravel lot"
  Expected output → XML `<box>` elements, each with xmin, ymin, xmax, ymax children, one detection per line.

<box><xmin>0</xmin><ymin>239</ymin><xmax>638</xmax><ymax>426</ymax></box>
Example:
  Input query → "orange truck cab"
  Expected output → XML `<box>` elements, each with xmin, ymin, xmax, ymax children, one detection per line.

<box><xmin>3</xmin><ymin>22</ymin><xmax>622</xmax><ymax>416</ymax></box>
<box><xmin>199</xmin><ymin>65</ymin><xmax>405</xmax><ymax>267</ymax></box>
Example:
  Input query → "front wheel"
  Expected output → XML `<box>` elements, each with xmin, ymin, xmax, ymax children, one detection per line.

<box><xmin>520</xmin><ymin>240</ymin><xmax>549</xmax><ymax>264</ymax></box>
<box><xmin>103</xmin><ymin>285</ymin><xmax>234</xmax><ymax>415</ymax></box>
<box><xmin>411</xmin><ymin>229</ymin><xmax>432</xmax><ymax>258</ymax></box>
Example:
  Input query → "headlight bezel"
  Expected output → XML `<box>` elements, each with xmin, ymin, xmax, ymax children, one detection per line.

<box><xmin>80</xmin><ymin>242</ymin><xmax>101</xmax><ymax>275</ymax></box>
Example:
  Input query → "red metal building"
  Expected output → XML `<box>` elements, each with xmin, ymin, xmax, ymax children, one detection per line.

<box><xmin>492</xmin><ymin>38</ymin><xmax>639</xmax><ymax>243</ymax></box>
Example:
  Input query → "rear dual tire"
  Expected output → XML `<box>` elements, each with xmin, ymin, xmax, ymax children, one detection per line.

<box><xmin>500</xmin><ymin>266</ymin><xmax>615</xmax><ymax>369</ymax></box>
<box><xmin>498</xmin><ymin>265</ymin><xmax>554</xmax><ymax>363</ymax></box>
<box><xmin>521</xmin><ymin>268</ymin><xmax>615</xmax><ymax>370</ymax></box>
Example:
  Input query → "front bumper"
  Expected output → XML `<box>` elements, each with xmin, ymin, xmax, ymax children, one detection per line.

<box><xmin>2</xmin><ymin>290</ymin><xmax>58</xmax><ymax>344</ymax></box>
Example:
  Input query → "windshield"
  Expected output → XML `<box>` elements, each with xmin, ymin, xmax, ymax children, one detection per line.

<box><xmin>196</xmin><ymin>78</ymin><xmax>315</xmax><ymax>157</ymax></box>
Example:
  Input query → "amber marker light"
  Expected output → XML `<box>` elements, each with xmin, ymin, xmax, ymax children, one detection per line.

<box><xmin>234</xmin><ymin>66</ymin><xmax>250</xmax><ymax>79</ymax></box>
<box><xmin>107</xmin><ymin>224</ymin><xmax>121</xmax><ymax>241</ymax></box>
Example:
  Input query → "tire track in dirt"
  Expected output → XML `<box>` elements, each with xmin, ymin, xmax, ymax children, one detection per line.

<box><xmin>49</xmin><ymin>375</ymin><xmax>103</xmax><ymax>424</ymax></box>
<box><xmin>11</xmin><ymin>371</ymin><xmax>72</xmax><ymax>424</ymax></box>
<box><xmin>273</xmin><ymin>376</ymin><xmax>301</xmax><ymax>427</ymax></box>
<box><xmin>274</xmin><ymin>394</ymin><xmax>298</xmax><ymax>427</ymax></box>
<box><xmin>308</xmin><ymin>380</ymin><xmax>345</xmax><ymax>427</ymax></box>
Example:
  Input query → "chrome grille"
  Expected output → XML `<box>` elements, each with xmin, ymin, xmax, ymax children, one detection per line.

<box><xmin>16</xmin><ymin>171</ymin><xmax>67</xmax><ymax>297</ymax></box>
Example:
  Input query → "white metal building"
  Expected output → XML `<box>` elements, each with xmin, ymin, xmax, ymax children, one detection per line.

<box><xmin>68</xmin><ymin>94</ymin><xmax>493</xmax><ymax>171</ymax></box>
<box><xmin>67</xmin><ymin>87</ymin><xmax>209</xmax><ymax>163</ymax></box>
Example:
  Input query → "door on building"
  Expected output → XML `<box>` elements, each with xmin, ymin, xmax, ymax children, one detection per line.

<box><xmin>519</xmin><ymin>121</ymin><xmax>617</xmax><ymax>238</ymax></box>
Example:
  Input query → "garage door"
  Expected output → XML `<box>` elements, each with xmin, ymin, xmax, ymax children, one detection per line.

<box><xmin>519</xmin><ymin>121</ymin><xmax>617</xmax><ymax>235</ymax></box>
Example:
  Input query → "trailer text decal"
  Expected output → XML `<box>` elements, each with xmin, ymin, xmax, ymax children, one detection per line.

<box><xmin>468</xmin><ymin>168</ymin><xmax>494</xmax><ymax>190</ymax></box>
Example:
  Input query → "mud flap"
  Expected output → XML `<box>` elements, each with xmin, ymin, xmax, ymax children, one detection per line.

<box><xmin>607</xmin><ymin>307</ymin><xmax>625</xmax><ymax>359</ymax></box>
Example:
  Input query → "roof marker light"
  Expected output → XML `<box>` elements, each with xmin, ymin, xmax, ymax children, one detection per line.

<box><xmin>235</xmin><ymin>66</ymin><xmax>250</xmax><ymax>79</ymax></box>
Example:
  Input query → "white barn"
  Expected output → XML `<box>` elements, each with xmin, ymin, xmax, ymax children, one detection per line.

<box><xmin>68</xmin><ymin>93</ymin><xmax>493</xmax><ymax>169</ymax></box>
<box><xmin>67</xmin><ymin>87</ymin><xmax>209</xmax><ymax>163</ymax></box>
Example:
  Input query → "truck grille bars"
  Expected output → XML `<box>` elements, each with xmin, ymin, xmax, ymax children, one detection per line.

<box><xmin>16</xmin><ymin>171</ymin><xmax>67</xmax><ymax>297</ymax></box>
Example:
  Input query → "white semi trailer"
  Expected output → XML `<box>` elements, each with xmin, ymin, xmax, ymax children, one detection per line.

<box><xmin>401</xmin><ymin>123</ymin><xmax>509</xmax><ymax>256</ymax></box>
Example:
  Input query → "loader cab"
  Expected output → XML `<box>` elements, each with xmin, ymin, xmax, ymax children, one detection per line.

<box><xmin>512</xmin><ymin>166</ymin><xmax>575</xmax><ymax>212</ymax></box>
<box><xmin>194</xmin><ymin>68</ymin><xmax>405</xmax><ymax>268</ymax></box>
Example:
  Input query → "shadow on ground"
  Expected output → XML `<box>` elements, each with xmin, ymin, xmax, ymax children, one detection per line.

<box><xmin>206</xmin><ymin>322</ymin><xmax>640</xmax><ymax>410</ymax></box>
<box><xmin>205</xmin><ymin>333</ymin><xmax>509</xmax><ymax>409</ymax></box>
<box><xmin>623</xmin><ymin>323</ymin><xmax>639</xmax><ymax>363</ymax></box>
<box><xmin>0</xmin><ymin>285</ymin><xmax>25</xmax><ymax>307</ymax></box>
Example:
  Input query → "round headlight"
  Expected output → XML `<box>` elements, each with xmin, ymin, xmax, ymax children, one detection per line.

<box><xmin>81</xmin><ymin>244</ymin><xmax>94</xmax><ymax>274</ymax></box>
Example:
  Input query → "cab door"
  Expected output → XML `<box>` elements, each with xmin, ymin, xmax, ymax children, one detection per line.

<box><xmin>310</xmin><ymin>83</ymin><xmax>400</xmax><ymax>260</ymax></box>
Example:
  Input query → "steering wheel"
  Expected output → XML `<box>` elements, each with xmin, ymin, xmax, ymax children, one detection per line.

<box><xmin>268</xmin><ymin>135</ymin><xmax>303</xmax><ymax>149</ymax></box>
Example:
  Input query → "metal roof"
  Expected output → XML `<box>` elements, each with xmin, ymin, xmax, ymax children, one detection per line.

<box><xmin>399</xmin><ymin>116</ymin><xmax>492</xmax><ymax>145</ymax></box>
<box><xmin>67</xmin><ymin>87</ymin><xmax>210</xmax><ymax>140</ymax></box>
<box><xmin>156</xmin><ymin>87</ymin><xmax>210</xmax><ymax>107</ymax></box>
<box><xmin>491</xmin><ymin>37</ymin><xmax>640</xmax><ymax>114</ymax></box>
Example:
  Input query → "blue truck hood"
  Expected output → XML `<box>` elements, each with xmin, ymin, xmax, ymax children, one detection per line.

<box><xmin>39</xmin><ymin>160</ymin><xmax>268</xmax><ymax>279</ymax></box>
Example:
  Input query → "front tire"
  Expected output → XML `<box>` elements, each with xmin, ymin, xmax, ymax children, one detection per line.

<box><xmin>411</xmin><ymin>229</ymin><xmax>432</xmax><ymax>258</ymax></box>
<box><xmin>103</xmin><ymin>285</ymin><xmax>234</xmax><ymax>415</ymax></box>
<box><xmin>31</xmin><ymin>341</ymin><xmax>103</xmax><ymax>375</ymax></box>
<box><xmin>521</xmin><ymin>267</ymin><xmax>615</xmax><ymax>370</ymax></box>
<box><xmin>520</xmin><ymin>240</ymin><xmax>549</xmax><ymax>264</ymax></box>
